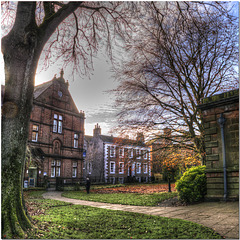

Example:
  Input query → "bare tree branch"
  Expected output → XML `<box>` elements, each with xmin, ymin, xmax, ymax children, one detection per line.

<box><xmin>113</xmin><ymin>1</ymin><xmax>238</xmax><ymax>163</ymax></box>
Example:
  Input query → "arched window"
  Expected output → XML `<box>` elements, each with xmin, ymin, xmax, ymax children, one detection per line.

<box><xmin>53</xmin><ymin>140</ymin><xmax>61</xmax><ymax>155</ymax></box>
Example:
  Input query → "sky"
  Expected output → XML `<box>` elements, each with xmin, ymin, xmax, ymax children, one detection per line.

<box><xmin>36</xmin><ymin>54</ymin><xmax>120</xmax><ymax>136</ymax></box>
<box><xmin>0</xmin><ymin>1</ymin><xmax>124</xmax><ymax>137</ymax></box>
<box><xmin>1</xmin><ymin>52</ymin><xmax>120</xmax><ymax>136</ymax></box>
<box><xmin>1</xmin><ymin>1</ymin><xmax>238</xmax><ymax>137</ymax></box>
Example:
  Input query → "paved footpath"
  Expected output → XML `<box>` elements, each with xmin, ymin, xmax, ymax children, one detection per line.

<box><xmin>43</xmin><ymin>191</ymin><xmax>239</xmax><ymax>239</ymax></box>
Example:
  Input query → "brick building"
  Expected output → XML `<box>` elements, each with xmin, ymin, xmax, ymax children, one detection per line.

<box><xmin>84</xmin><ymin>124</ymin><xmax>152</xmax><ymax>183</ymax></box>
<box><xmin>25</xmin><ymin>70</ymin><xmax>85</xmax><ymax>188</ymax></box>
<box><xmin>198</xmin><ymin>89</ymin><xmax>239</xmax><ymax>200</ymax></box>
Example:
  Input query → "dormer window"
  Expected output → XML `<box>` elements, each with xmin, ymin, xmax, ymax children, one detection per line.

<box><xmin>53</xmin><ymin>114</ymin><xmax>62</xmax><ymax>133</ymax></box>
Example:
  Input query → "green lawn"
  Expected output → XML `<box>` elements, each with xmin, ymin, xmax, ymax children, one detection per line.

<box><xmin>62</xmin><ymin>191</ymin><xmax>178</xmax><ymax>206</ymax></box>
<box><xmin>25</xmin><ymin>191</ymin><xmax>222</xmax><ymax>239</ymax></box>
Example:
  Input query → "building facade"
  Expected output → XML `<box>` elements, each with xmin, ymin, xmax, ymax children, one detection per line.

<box><xmin>84</xmin><ymin>124</ymin><xmax>152</xmax><ymax>183</ymax></box>
<box><xmin>198</xmin><ymin>89</ymin><xmax>239</xmax><ymax>200</ymax></box>
<box><xmin>25</xmin><ymin>70</ymin><xmax>85</xmax><ymax>188</ymax></box>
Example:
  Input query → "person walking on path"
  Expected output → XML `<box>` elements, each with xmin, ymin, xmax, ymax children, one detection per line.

<box><xmin>86</xmin><ymin>178</ymin><xmax>91</xmax><ymax>194</ymax></box>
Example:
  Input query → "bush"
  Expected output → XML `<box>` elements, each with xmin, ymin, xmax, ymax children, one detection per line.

<box><xmin>175</xmin><ymin>165</ymin><xmax>206</xmax><ymax>203</ymax></box>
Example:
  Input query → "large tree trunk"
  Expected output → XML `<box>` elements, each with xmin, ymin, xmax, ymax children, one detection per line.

<box><xmin>1</xmin><ymin>2</ymin><xmax>84</xmax><ymax>238</ymax></box>
<box><xmin>1</xmin><ymin>3</ymin><xmax>42</xmax><ymax>238</ymax></box>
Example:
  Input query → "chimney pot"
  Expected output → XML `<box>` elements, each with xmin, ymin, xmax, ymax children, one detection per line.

<box><xmin>93</xmin><ymin>123</ymin><xmax>101</xmax><ymax>137</ymax></box>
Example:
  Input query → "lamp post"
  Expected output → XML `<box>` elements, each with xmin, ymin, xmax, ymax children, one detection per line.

<box><xmin>217</xmin><ymin>113</ymin><xmax>227</xmax><ymax>201</ymax></box>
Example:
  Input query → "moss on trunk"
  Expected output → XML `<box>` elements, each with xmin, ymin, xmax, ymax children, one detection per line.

<box><xmin>1</xmin><ymin>107</ymin><xmax>34</xmax><ymax>238</ymax></box>
<box><xmin>1</xmin><ymin>2</ymin><xmax>83</xmax><ymax>237</ymax></box>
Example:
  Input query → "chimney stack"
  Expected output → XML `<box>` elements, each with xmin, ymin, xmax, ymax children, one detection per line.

<box><xmin>136</xmin><ymin>132</ymin><xmax>144</xmax><ymax>143</ymax></box>
<box><xmin>93</xmin><ymin>123</ymin><xmax>101</xmax><ymax>137</ymax></box>
<box><xmin>163</xmin><ymin>128</ymin><xmax>171</xmax><ymax>137</ymax></box>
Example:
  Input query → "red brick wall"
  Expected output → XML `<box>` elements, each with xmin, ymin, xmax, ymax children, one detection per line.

<box><xmin>27</xmin><ymin>78</ymin><xmax>84</xmax><ymax>184</ymax></box>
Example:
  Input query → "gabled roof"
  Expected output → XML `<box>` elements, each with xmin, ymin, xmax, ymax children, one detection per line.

<box><xmin>84</xmin><ymin>135</ymin><xmax>93</xmax><ymax>142</ymax></box>
<box><xmin>33</xmin><ymin>80</ymin><xmax>53</xmax><ymax>99</ymax></box>
<box><xmin>99</xmin><ymin>135</ymin><xmax>114</xmax><ymax>143</ymax></box>
<box><xmin>85</xmin><ymin>134</ymin><xmax>148</xmax><ymax>148</ymax></box>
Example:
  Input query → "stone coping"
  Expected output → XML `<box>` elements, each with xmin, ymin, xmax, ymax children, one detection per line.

<box><xmin>198</xmin><ymin>89</ymin><xmax>239</xmax><ymax>110</ymax></box>
<box><xmin>206</xmin><ymin>167</ymin><xmax>239</xmax><ymax>173</ymax></box>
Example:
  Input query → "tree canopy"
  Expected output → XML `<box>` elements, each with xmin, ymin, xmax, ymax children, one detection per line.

<box><xmin>114</xmin><ymin>1</ymin><xmax>238</xmax><ymax>162</ymax></box>
<box><xmin>1</xmin><ymin>2</ymin><xmax>133</xmax><ymax>238</ymax></box>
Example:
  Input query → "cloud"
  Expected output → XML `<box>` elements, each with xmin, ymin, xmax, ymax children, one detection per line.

<box><xmin>84</xmin><ymin>105</ymin><xmax>119</xmax><ymax>135</ymax></box>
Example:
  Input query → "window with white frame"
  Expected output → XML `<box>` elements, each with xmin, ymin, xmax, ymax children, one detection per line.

<box><xmin>51</xmin><ymin>160</ymin><xmax>56</xmax><ymax>177</ymax></box>
<box><xmin>119</xmin><ymin>148</ymin><xmax>124</xmax><ymax>158</ymax></box>
<box><xmin>143</xmin><ymin>163</ymin><xmax>148</xmax><ymax>173</ymax></box>
<box><xmin>128</xmin><ymin>148</ymin><xmax>133</xmax><ymax>158</ymax></box>
<box><xmin>136</xmin><ymin>177</ymin><xmax>141</xmax><ymax>182</ymax></box>
<box><xmin>32</xmin><ymin>125</ymin><xmax>39</xmax><ymax>142</ymax></box>
<box><xmin>110</xmin><ymin>177</ymin><xmax>115</xmax><ymax>184</ymax></box>
<box><xmin>74</xmin><ymin>133</ymin><xmax>78</xmax><ymax>148</ymax></box>
<box><xmin>144</xmin><ymin>150</ymin><xmax>148</xmax><ymax>159</ymax></box>
<box><xmin>118</xmin><ymin>177</ymin><xmax>124</xmax><ymax>184</ymax></box>
<box><xmin>58</xmin><ymin>115</ymin><xmax>62</xmax><ymax>133</ymax></box>
<box><xmin>132</xmin><ymin>163</ymin><xmax>135</xmax><ymax>176</ymax></box>
<box><xmin>144</xmin><ymin>177</ymin><xmax>148</xmax><ymax>182</ymax></box>
<box><xmin>110</xmin><ymin>161</ymin><xmax>115</xmax><ymax>174</ymax></box>
<box><xmin>72</xmin><ymin>161</ymin><xmax>77</xmax><ymax>177</ymax></box>
<box><xmin>53</xmin><ymin>114</ymin><xmax>57</xmax><ymax>132</ymax></box>
<box><xmin>110</xmin><ymin>146</ymin><xmax>115</xmax><ymax>157</ymax></box>
<box><xmin>136</xmin><ymin>163</ymin><xmax>141</xmax><ymax>173</ymax></box>
<box><xmin>56</xmin><ymin>160</ymin><xmax>61</xmax><ymax>177</ymax></box>
<box><xmin>53</xmin><ymin>114</ymin><xmax>63</xmax><ymax>133</ymax></box>
<box><xmin>136</xmin><ymin>149</ymin><xmax>141</xmax><ymax>159</ymax></box>
<box><xmin>51</xmin><ymin>160</ymin><xmax>61</xmax><ymax>177</ymax></box>
<box><xmin>119</xmin><ymin>162</ymin><xmax>124</xmax><ymax>174</ymax></box>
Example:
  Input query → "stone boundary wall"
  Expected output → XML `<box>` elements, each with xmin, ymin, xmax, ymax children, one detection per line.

<box><xmin>198</xmin><ymin>89</ymin><xmax>239</xmax><ymax>200</ymax></box>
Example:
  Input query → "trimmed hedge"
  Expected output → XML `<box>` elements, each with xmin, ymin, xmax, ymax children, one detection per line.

<box><xmin>176</xmin><ymin>165</ymin><xmax>207</xmax><ymax>203</ymax></box>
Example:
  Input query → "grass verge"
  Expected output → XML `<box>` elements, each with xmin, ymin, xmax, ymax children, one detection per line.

<box><xmin>25</xmin><ymin>191</ymin><xmax>222</xmax><ymax>239</ymax></box>
<box><xmin>62</xmin><ymin>191</ymin><xmax>178</xmax><ymax>206</ymax></box>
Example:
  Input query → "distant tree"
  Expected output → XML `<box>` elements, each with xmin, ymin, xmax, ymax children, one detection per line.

<box><xmin>114</xmin><ymin>1</ymin><xmax>238</xmax><ymax>164</ymax></box>
<box><xmin>1</xmin><ymin>2</ymin><xmax>132</xmax><ymax>238</ymax></box>
<box><xmin>150</xmin><ymin>129</ymin><xmax>201</xmax><ymax>192</ymax></box>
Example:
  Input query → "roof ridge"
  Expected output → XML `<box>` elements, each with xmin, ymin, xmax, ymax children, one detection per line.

<box><xmin>34</xmin><ymin>80</ymin><xmax>53</xmax><ymax>99</ymax></box>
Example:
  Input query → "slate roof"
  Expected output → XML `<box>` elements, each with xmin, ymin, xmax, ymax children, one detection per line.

<box><xmin>33</xmin><ymin>80</ymin><xmax>53</xmax><ymax>99</ymax></box>
<box><xmin>99</xmin><ymin>135</ymin><xmax>114</xmax><ymax>143</ymax></box>
<box><xmin>84</xmin><ymin>134</ymin><xmax>148</xmax><ymax>148</ymax></box>
<box><xmin>84</xmin><ymin>135</ymin><xmax>93</xmax><ymax>142</ymax></box>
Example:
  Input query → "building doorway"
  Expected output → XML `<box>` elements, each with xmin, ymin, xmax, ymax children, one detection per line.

<box><xmin>128</xmin><ymin>165</ymin><xmax>132</xmax><ymax>177</ymax></box>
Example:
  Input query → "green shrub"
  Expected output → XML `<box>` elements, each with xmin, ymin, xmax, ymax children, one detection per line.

<box><xmin>175</xmin><ymin>165</ymin><xmax>207</xmax><ymax>203</ymax></box>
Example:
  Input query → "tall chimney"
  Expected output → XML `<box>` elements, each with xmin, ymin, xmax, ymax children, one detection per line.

<box><xmin>163</xmin><ymin>128</ymin><xmax>171</xmax><ymax>137</ymax></box>
<box><xmin>136</xmin><ymin>132</ymin><xmax>144</xmax><ymax>143</ymax></box>
<box><xmin>93</xmin><ymin>123</ymin><xmax>101</xmax><ymax>137</ymax></box>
